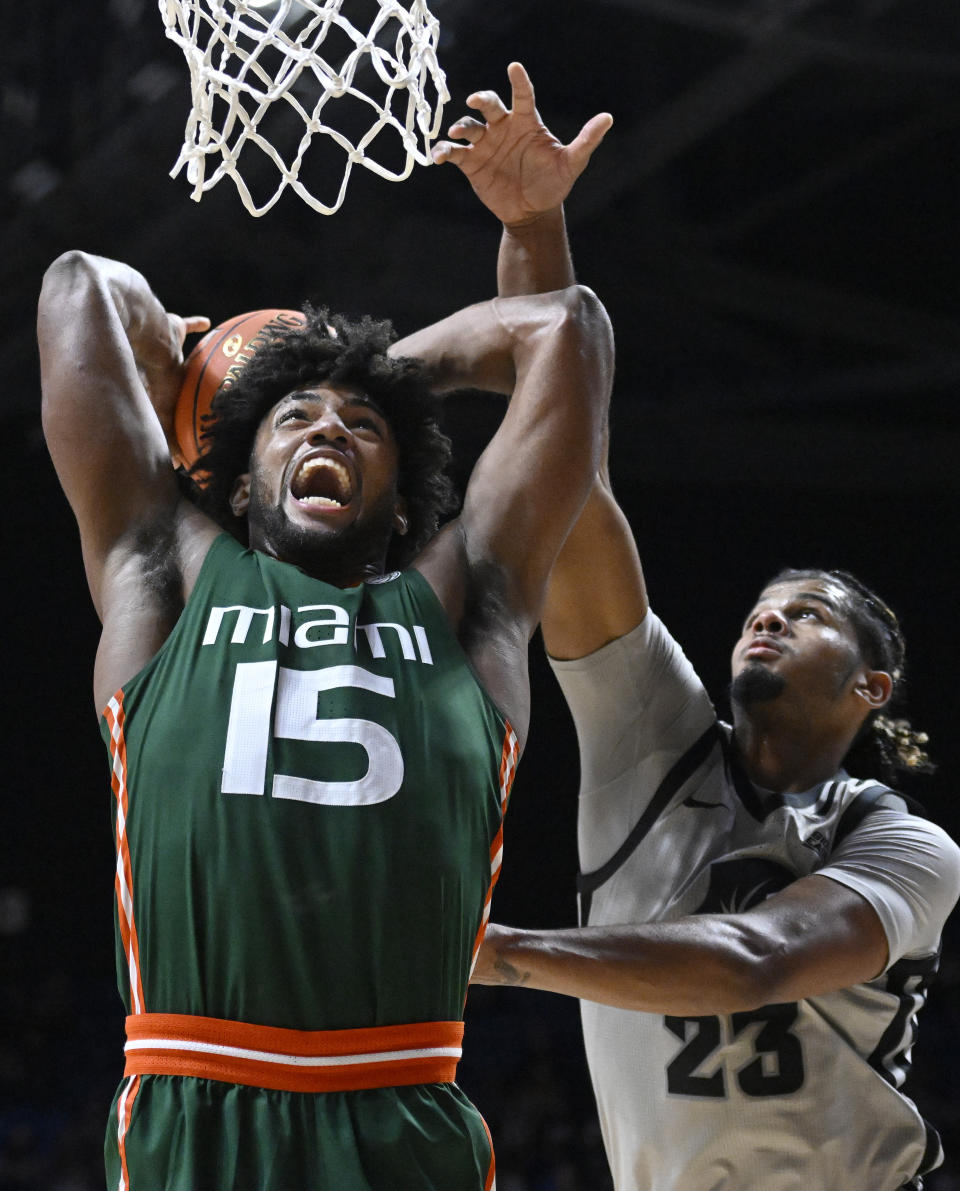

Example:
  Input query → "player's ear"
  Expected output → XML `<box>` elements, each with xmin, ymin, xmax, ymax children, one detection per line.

<box><xmin>855</xmin><ymin>668</ymin><xmax>893</xmax><ymax>710</ymax></box>
<box><xmin>393</xmin><ymin>494</ymin><xmax>408</xmax><ymax>536</ymax></box>
<box><xmin>230</xmin><ymin>474</ymin><xmax>251</xmax><ymax>518</ymax></box>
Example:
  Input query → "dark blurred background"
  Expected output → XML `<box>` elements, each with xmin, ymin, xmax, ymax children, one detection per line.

<box><xmin>2</xmin><ymin>1</ymin><xmax>958</xmax><ymax>1187</ymax></box>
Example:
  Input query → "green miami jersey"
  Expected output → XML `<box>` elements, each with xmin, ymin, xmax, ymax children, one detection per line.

<box><xmin>100</xmin><ymin>533</ymin><xmax>518</xmax><ymax>1190</ymax></box>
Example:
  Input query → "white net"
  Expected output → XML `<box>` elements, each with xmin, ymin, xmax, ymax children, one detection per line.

<box><xmin>159</xmin><ymin>0</ymin><xmax>448</xmax><ymax>216</ymax></box>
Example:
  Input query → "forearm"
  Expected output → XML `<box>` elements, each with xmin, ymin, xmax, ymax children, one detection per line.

<box><xmin>422</xmin><ymin>284</ymin><xmax>610</xmax><ymax>624</ymax></box>
<box><xmin>395</xmin><ymin>208</ymin><xmax>576</xmax><ymax>399</ymax></box>
<box><xmin>42</xmin><ymin>251</ymin><xmax>166</xmax><ymax>353</ymax></box>
<box><xmin>496</xmin><ymin>207</ymin><xmax>647</xmax><ymax>658</ymax></box>
<box><xmin>39</xmin><ymin>252</ymin><xmax>182</xmax><ymax>566</ymax></box>
<box><xmin>475</xmin><ymin>919</ymin><xmax>777</xmax><ymax>1016</ymax></box>
<box><xmin>390</xmin><ymin>304</ymin><xmax>512</xmax><ymax>395</ymax></box>
<box><xmin>497</xmin><ymin>207</ymin><xmax>575</xmax><ymax>297</ymax></box>
<box><xmin>99</xmin><ymin>255</ymin><xmax>185</xmax><ymax>437</ymax></box>
<box><xmin>475</xmin><ymin>878</ymin><xmax>890</xmax><ymax>1015</ymax></box>
<box><xmin>40</xmin><ymin>251</ymin><xmax>185</xmax><ymax>439</ymax></box>
<box><xmin>392</xmin><ymin>286</ymin><xmax>597</xmax><ymax>396</ymax></box>
<box><xmin>40</xmin><ymin>253</ymin><xmax>161</xmax><ymax>441</ymax></box>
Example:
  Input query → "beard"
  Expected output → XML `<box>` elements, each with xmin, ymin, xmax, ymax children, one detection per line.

<box><xmin>247</xmin><ymin>478</ymin><xmax>397</xmax><ymax>582</ymax></box>
<box><xmin>730</xmin><ymin>662</ymin><xmax>787</xmax><ymax>708</ymax></box>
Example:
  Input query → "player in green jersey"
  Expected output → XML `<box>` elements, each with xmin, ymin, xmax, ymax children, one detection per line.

<box><xmin>38</xmin><ymin>64</ymin><xmax>613</xmax><ymax>1191</ymax></box>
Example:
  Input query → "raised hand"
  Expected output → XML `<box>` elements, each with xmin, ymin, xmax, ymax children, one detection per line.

<box><xmin>433</xmin><ymin>61</ymin><xmax>612</xmax><ymax>227</ymax></box>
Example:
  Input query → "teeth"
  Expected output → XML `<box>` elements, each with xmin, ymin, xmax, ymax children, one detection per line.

<box><xmin>292</xmin><ymin>456</ymin><xmax>352</xmax><ymax>506</ymax></box>
<box><xmin>302</xmin><ymin>495</ymin><xmax>343</xmax><ymax>507</ymax></box>
<box><xmin>301</xmin><ymin>457</ymin><xmax>349</xmax><ymax>484</ymax></box>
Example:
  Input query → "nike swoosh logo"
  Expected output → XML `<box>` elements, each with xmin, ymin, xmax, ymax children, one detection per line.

<box><xmin>682</xmin><ymin>795</ymin><xmax>725</xmax><ymax>810</ymax></box>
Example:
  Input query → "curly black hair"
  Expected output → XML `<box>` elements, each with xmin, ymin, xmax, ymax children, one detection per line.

<box><xmin>768</xmin><ymin>567</ymin><xmax>934</xmax><ymax>784</ymax></box>
<box><xmin>188</xmin><ymin>306</ymin><xmax>457</xmax><ymax>571</ymax></box>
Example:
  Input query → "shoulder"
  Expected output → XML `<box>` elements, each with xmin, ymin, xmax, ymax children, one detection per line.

<box><xmin>819</xmin><ymin>802</ymin><xmax>960</xmax><ymax>964</ymax></box>
<box><xmin>548</xmin><ymin>607</ymin><xmax>662</xmax><ymax>675</ymax></box>
<box><xmin>549</xmin><ymin>608</ymin><xmax>711</xmax><ymax>717</ymax></box>
<box><xmin>829</xmin><ymin>778</ymin><xmax>960</xmax><ymax>873</ymax></box>
<box><xmin>552</xmin><ymin>611</ymin><xmax>719</xmax><ymax>805</ymax></box>
<box><xmin>832</xmin><ymin>779</ymin><xmax>958</xmax><ymax>863</ymax></box>
<box><xmin>857</xmin><ymin>806</ymin><xmax>960</xmax><ymax>879</ymax></box>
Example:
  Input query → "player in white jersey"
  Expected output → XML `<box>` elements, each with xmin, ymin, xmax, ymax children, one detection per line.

<box><xmin>535</xmin><ymin>599</ymin><xmax>960</xmax><ymax>1190</ymax></box>
<box><xmin>449</xmin><ymin>69</ymin><xmax>960</xmax><ymax>1191</ymax></box>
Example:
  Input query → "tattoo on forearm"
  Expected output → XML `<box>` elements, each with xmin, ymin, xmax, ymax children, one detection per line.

<box><xmin>493</xmin><ymin>957</ymin><xmax>530</xmax><ymax>986</ymax></box>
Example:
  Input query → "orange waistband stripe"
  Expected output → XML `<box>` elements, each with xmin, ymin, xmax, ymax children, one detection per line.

<box><xmin>124</xmin><ymin>1013</ymin><xmax>464</xmax><ymax>1093</ymax></box>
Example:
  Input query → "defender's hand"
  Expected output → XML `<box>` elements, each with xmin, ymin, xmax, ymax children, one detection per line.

<box><xmin>433</xmin><ymin>62</ymin><xmax>612</xmax><ymax>228</ymax></box>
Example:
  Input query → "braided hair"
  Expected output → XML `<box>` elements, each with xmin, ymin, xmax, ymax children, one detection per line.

<box><xmin>769</xmin><ymin>568</ymin><xmax>934</xmax><ymax>784</ymax></box>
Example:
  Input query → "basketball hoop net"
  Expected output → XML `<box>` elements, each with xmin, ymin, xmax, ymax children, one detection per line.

<box><xmin>159</xmin><ymin>0</ymin><xmax>448</xmax><ymax>216</ymax></box>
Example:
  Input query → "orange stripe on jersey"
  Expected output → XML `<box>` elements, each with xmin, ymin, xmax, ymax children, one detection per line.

<box><xmin>124</xmin><ymin>1014</ymin><xmax>464</xmax><ymax>1093</ymax></box>
<box><xmin>469</xmin><ymin>721</ymin><xmax>520</xmax><ymax>980</ymax></box>
<box><xmin>115</xmin><ymin>1072</ymin><xmax>140</xmax><ymax>1191</ymax></box>
<box><xmin>105</xmin><ymin>694</ymin><xmax>145</xmax><ymax>1016</ymax></box>
<box><xmin>480</xmin><ymin>1112</ymin><xmax>497</xmax><ymax>1191</ymax></box>
<box><xmin>497</xmin><ymin>722</ymin><xmax>520</xmax><ymax>813</ymax></box>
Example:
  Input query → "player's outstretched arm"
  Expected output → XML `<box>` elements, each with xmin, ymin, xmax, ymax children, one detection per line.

<box><xmin>473</xmin><ymin>874</ymin><xmax>892</xmax><ymax>1015</ymax></box>
<box><xmin>38</xmin><ymin>251</ymin><xmax>209</xmax><ymax>614</ymax></box>
<box><xmin>408</xmin><ymin>285</ymin><xmax>611</xmax><ymax>608</ymax></box>
<box><xmin>399</xmin><ymin>285</ymin><xmax>612</xmax><ymax>736</ymax></box>
<box><xmin>434</xmin><ymin>61</ymin><xmax>612</xmax><ymax>296</ymax></box>
<box><xmin>436</xmin><ymin>64</ymin><xmax>645</xmax><ymax>660</ymax></box>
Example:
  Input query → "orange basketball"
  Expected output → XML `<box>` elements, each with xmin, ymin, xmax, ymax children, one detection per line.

<box><xmin>174</xmin><ymin>308</ymin><xmax>306</xmax><ymax>471</ymax></box>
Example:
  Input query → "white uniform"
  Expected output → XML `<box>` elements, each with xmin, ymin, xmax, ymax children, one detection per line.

<box><xmin>549</xmin><ymin>611</ymin><xmax>960</xmax><ymax>1191</ymax></box>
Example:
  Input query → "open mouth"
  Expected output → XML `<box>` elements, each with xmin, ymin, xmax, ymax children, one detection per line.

<box><xmin>290</xmin><ymin>456</ymin><xmax>354</xmax><ymax>508</ymax></box>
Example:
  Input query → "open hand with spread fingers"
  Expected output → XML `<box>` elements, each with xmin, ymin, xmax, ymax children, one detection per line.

<box><xmin>433</xmin><ymin>61</ymin><xmax>612</xmax><ymax>227</ymax></box>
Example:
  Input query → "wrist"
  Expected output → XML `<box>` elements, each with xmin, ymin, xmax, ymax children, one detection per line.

<box><xmin>497</xmin><ymin>207</ymin><xmax>574</xmax><ymax>296</ymax></box>
<box><xmin>480</xmin><ymin>924</ymin><xmax>532</xmax><ymax>987</ymax></box>
<box><xmin>501</xmin><ymin>205</ymin><xmax>566</xmax><ymax>235</ymax></box>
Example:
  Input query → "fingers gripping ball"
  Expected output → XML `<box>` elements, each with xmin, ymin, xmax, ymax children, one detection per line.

<box><xmin>174</xmin><ymin>309</ymin><xmax>306</xmax><ymax>474</ymax></box>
